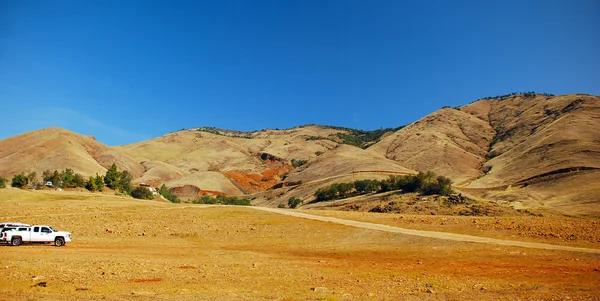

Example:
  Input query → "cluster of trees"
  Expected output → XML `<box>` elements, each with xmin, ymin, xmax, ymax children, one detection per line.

<box><xmin>314</xmin><ymin>171</ymin><xmax>453</xmax><ymax>203</ymax></box>
<box><xmin>191</xmin><ymin>194</ymin><xmax>251</xmax><ymax>206</ymax></box>
<box><xmin>478</xmin><ymin>92</ymin><xmax>555</xmax><ymax>101</ymax></box>
<box><xmin>334</xmin><ymin>126</ymin><xmax>404</xmax><ymax>149</ymax></box>
<box><xmin>303</xmin><ymin>125</ymin><xmax>405</xmax><ymax>149</ymax></box>
<box><xmin>7</xmin><ymin>164</ymin><xmax>134</xmax><ymax>195</ymax></box>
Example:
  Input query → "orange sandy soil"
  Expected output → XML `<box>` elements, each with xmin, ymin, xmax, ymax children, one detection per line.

<box><xmin>300</xmin><ymin>209</ymin><xmax>600</xmax><ymax>248</ymax></box>
<box><xmin>222</xmin><ymin>165</ymin><xmax>294</xmax><ymax>192</ymax></box>
<box><xmin>0</xmin><ymin>189</ymin><xmax>599</xmax><ymax>300</ymax></box>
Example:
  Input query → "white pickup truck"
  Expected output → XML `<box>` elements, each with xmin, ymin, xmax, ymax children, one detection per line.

<box><xmin>1</xmin><ymin>225</ymin><xmax>72</xmax><ymax>247</ymax></box>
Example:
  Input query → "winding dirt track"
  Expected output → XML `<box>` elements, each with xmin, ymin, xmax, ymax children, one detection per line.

<box><xmin>250</xmin><ymin>207</ymin><xmax>600</xmax><ymax>254</ymax></box>
<box><xmin>5</xmin><ymin>203</ymin><xmax>600</xmax><ymax>254</ymax></box>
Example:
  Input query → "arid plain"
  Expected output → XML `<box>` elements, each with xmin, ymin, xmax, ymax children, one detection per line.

<box><xmin>1</xmin><ymin>189</ymin><xmax>599</xmax><ymax>300</ymax></box>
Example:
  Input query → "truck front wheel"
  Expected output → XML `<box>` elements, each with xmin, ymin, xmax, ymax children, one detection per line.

<box><xmin>11</xmin><ymin>237</ymin><xmax>22</xmax><ymax>246</ymax></box>
<box><xmin>54</xmin><ymin>237</ymin><xmax>65</xmax><ymax>247</ymax></box>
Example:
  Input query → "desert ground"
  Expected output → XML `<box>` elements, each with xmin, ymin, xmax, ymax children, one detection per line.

<box><xmin>1</xmin><ymin>189</ymin><xmax>599</xmax><ymax>300</ymax></box>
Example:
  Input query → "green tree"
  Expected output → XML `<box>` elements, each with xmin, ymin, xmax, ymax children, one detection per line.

<box><xmin>73</xmin><ymin>173</ymin><xmax>85</xmax><ymax>188</ymax></box>
<box><xmin>62</xmin><ymin>168</ymin><xmax>75</xmax><ymax>188</ymax></box>
<box><xmin>85</xmin><ymin>176</ymin><xmax>98</xmax><ymax>192</ymax></box>
<box><xmin>337</xmin><ymin>182</ymin><xmax>354</xmax><ymax>197</ymax></box>
<box><xmin>288</xmin><ymin>197</ymin><xmax>302</xmax><ymax>208</ymax></box>
<box><xmin>104</xmin><ymin>163</ymin><xmax>121</xmax><ymax>189</ymax></box>
<box><xmin>117</xmin><ymin>171</ymin><xmax>132</xmax><ymax>193</ymax></box>
<box><xmin>26</xmin><ymin>171</ymin><xmax>37</xmax><ymax>185</ymax></box>
<box><xmin>11</xmin><ymin>174</ymin><xmax>28</xmax><ymax>188</ymax></box>
<box><xmin>0</xmin><ymin>177</ymin><xmax>7</xmax><ymax>188</ymax></box>
<box><xmin>159</xmin><ymin>184</ymin><xmax>179</xmax><ymax>203</ymax></box>
<box><xmin>94</xmin><ymin>174</ymin><xmax>104</xmax><ymax>191</ymax></box>
<box><xmin>42</xmin><ymin>170</ymin><xmax>52</xmax><ymax>182</ymax></box>
<box><xmin>131</xmin><ymin>186</ymin><xmax>154</xmax><ymax>200</ymax></box>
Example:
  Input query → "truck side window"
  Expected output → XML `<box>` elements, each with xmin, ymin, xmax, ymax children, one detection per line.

<box><xmin>34</xmin><ymin>227</ymin><xmax>40</xmax><ymax>233</ymax></box>
<box><xmin>41</xmin><ymin>227</ymin><xmax>50</xmax><ymax>233</ymax></box>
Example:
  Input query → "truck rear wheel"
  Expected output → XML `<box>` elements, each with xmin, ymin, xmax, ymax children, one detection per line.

<box><xmin>11</xmin><ymin>237</ymin><xmax>22</xmax><ymax>246</ymax></box>
<box><xmin>55</xmin><ymin>237</ymin><xmax>65</xmax><ymax>247</ymax></box>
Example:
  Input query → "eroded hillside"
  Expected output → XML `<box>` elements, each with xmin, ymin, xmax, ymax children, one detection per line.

<box><xmin>1</xmin><ymin>94</ymin><xmax>598</xmax><ymax>216</ymax></box>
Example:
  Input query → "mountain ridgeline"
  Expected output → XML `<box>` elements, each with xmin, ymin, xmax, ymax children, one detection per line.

<box><xmin>0</xmin><ymin>93</ymin><xmax>598</xmax><ymax>216</ymax></box>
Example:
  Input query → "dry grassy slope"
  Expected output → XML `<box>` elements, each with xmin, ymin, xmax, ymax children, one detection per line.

<box><xmin>116</xmin><ymin>126</ymin><xmax>344</xmax><ymax>193</ymax></box>
<box><xmin>0</xmin><ymin>127</ymin><xmax>144</xmax><ymax>178</ymax></box>
<box><xmin>285</xmin><ymin>144</ymin><xmax>415</xmax><ymax>183</ymax></box>
<box><xmin>368</xmin><ymin>108</ymin><xmax>494</xmax><ymax>185</ymax></box>
<box><xmin>469</xmin><ymin>94</ymin><xmax>600</xmax><ymax>187</ymax></box>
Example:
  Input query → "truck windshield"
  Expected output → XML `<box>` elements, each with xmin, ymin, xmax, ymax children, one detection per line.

<box><xmin>49</xmin><ymin>227</ymin><xmax>56</xmax><ymax>232</ymax></box>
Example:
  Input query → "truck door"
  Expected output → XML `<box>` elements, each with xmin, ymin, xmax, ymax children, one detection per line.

<box><xmin>30</xmin><ymin>226</ymin><xmax>43</xmax><ymax>242</ymax></box>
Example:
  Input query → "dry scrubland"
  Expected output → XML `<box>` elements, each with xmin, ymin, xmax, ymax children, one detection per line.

<box><xmin>1</xmin><ymin>189</ymin><xmax>599</xmax><ymax>300</ymax></box>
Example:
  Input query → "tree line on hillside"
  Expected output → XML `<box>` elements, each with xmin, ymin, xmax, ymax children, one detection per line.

<box><xmin>478</xmin><ymin>91</ymin><xmax>555</xmax><ymax>101</ymax></box>
<box><xmin>191</xmin><ymin>194</ymin><xmax>251</xmax><ymax>205</ymax></box>
<box><xmin>303</xmin><ymin>125</ymin><xmax>405</xmax><ymax>149</ymax></box>
<box><xmin>2</xmin><ymin>164</ymin><xmax>174</xmax><ymax>202</ymax></box>
<box><xmin>314</xmin><ymin>171</ymin><xmax>453</xmax><ymax>203</ymax></box>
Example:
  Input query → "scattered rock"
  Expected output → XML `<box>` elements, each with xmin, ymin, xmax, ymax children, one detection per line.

<box><xmin>131</xmin><ymin>291</ymin><xmax>153</xmax><ymax>296</ymax></box>
<box><xmin>426</xmin><ymin>288</ymin><xmax>435</xmax><ymax>294</ymax></box>
<box><xmin>33</xmin><ymin>282</ymin><xmax>47</xmax><ymax>288</ymax></box>
<box><xmin>76</xmin><ymin>287</ymin><xmax>90</xmax><ymax>291</ymax></box>
<box><xmin>311</xmin><ymin>287</ymin><xmax>328</xmax><ymax>293</ymax></box>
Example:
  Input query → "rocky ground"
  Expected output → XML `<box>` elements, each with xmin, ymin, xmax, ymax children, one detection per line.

<box><xmin>1</xmin><ymin>189</ymin><xmax>599</xmax><ymax>300</ymax></box>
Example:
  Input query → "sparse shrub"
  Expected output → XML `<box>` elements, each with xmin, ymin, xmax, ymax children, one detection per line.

<box><xmin>288</xmin><ymin>197</ymin><xmax>302</xmax><ymax>208</ymax></box>
<box><xmin>0</xmin><ymin>177</ymin><xmax>7</xmax><ymax>188</ymax></box>
<box><xmin>277</xmin><ymin>203</ymin><xmax>286</xmax><ymax>208</ymax></box>
<box><xmin>315</xmin><ymin>151</ymin><xmax>324</xmax><ymax>156</ymax></box>
<box><xmin>11</xmin><ymin>174</ymin><xmax>28</xmax><ymax>188</ymax></box>
<box><xmin>130</xmin><ymin>186</ymin><xmax>154</xmax><ymax>200</ymax></box>
<box><xmin>291</xmin><ymin>159</ymin><xmax>308</xmax><ymax>168</ymax></box>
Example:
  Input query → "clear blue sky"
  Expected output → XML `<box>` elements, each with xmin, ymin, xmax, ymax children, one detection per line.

<box><xmin>1</xmin><ymin>0</ymin><xmax>598</xmax><ymax>145</ymax></box>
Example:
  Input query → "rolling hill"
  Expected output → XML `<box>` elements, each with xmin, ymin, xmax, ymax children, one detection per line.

<box><xmin>0</xmin><ymin>93</ymin><xmax>598</xmax><ymax>216</ymax></box>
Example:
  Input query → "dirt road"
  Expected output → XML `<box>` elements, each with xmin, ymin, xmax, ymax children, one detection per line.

<box><xmin>250</xmin><ymin>206</ymin><xmax>600</xmax><ymax>254</ymax></box>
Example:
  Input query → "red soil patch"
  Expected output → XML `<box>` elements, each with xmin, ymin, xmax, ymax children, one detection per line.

<box><xmin>223</xmin><ymin>165</ymin><xmax>294</xmax><ymax>192</ymax></box>
<box><xmin>131</xmin><ymin>278</ymin><xmax>163</xmax><ymax>283</ymax></box>
<box><xmin>178</xmin><ymin>265</ymin><xmax>198</xmax><ymax>269</ymax></box>
<box><xmin>198</xmin><ymin>189</ymin><xmax>225</xmax><ymax>196</ymax></box>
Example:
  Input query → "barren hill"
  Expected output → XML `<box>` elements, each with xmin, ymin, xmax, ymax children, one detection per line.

<box><xmin>0</xmin><ymin>127</ymin><xmax>144</xmax><ymax>179</ymax></box>
<box><xmin>116</xmin><ymin>125</ymin><xmax>404</xmax><ymax>199</ymax></box>
<box><xmin>368</xmin><ymin>93</ymin><xmax>600</xmax><ymax>216</ymax></box>
<box><xmin>1</xmin><ymin>94</ymin><xmax>598</xmax><ymax>216</ymax></box>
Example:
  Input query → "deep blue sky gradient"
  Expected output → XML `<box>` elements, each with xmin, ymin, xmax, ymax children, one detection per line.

<box><xmin>1</xmin><ymin>0</ymin><xmax>599</xmax><ymax>145</ymax></box>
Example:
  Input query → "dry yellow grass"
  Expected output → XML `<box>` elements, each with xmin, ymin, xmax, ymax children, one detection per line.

<box><xmin>1</xmin><ymin>189</ymin><xmax>599</xmax><ymax>300</ymax></box>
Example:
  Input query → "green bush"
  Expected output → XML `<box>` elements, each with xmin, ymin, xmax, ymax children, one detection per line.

<box><xmin>291</xmin><ymin>159</ymin><xmax>308</xmax><ymax>168</ymax></box>
<box><xmin>288</xmin><ymin>197</ymin><xmax>302</xmax><ymax>208</ymax></box>
<box><xmin>314</xmin><ymin>171</ymin><xmax>454</xmax><ymax>202</ymax></box>
<box><xmin>11</xmin><ymin>174</ymin><xmax>28</xmax><ymax>188</ymax></box>
<box><xmin>191</xmin><ymin>194</ymin><xmax>251</xmax><ymax>206</ymax></box>
<box><xmin>159</xmin><ymin>184</ymin><xmax>180</xmax><ymax>203</ymax></box>
<box><xmin>130</xmin><ymin>186</ymin><xmax>155</xmax><ymax>200</ymax></box>
<box><xmin>0</xmin><ymin>177</ymin><xmax>7</xmax><ymax>188</ymax></box>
